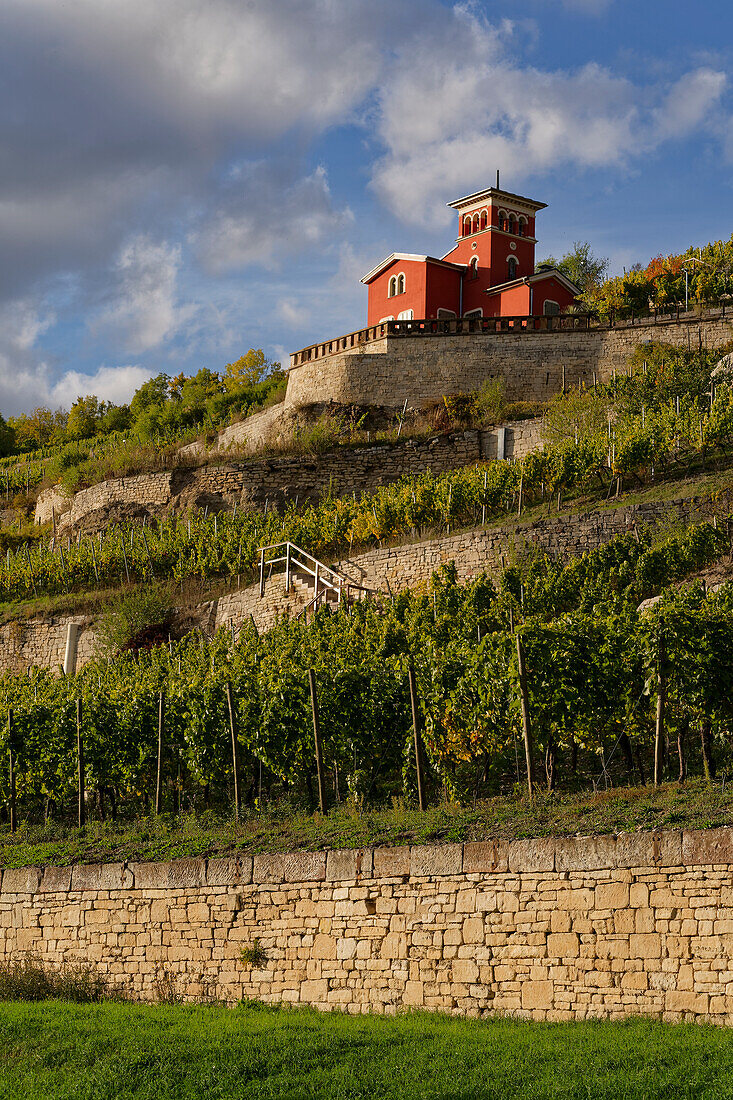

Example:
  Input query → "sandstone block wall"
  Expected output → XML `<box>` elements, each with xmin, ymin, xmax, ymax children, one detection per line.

<box><xmin>3</xmin><ymin>829</ymin><xmax>733</xmax><ymax>1022</ymax></box>
<box><xmin>6</xmin><ymin>493</ymin><xmax>710</xmax><ymax>674</ymax></box>
<box><xmin>43</xmin><ymin>427</ymin><xmax>538</xmax><ymax>536</ymax></box>
<box><xmin>285</xmin><ymin>316</ymin><xmax>733</xmax><ymax>409</ymax></box>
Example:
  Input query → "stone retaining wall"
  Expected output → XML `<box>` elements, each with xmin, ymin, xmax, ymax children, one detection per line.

<box><xmin>285</xmin><ymin>316</ymin><xmax>733</xmax><ymax>409</ymax></box>
<box><xmin>3</xmin><ymin>829</ymin><xmax>733</xmax><ymax>1021</ymax></box>
<box><xmin>6</xmin><ymin>493</ymin><xmax>712</xmax><ymax>674</ymax></box>
<box><xmin>42</xmin><ymin>428</ymin><xmax>540</xmax><ymax>535</ymax></box>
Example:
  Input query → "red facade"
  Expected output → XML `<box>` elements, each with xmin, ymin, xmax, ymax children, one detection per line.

<box><xmin>362</xmin><ymin>185</ymin><xmax>578</xmax><ymax>325</ymax></box>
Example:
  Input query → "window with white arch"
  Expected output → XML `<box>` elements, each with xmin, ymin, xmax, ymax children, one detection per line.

<box><xmin>437</xmin><ymin>308</ymin><xmax>456</xmax><ymax>319</ymax></box>
<box><xmin>543</xmin><ymin>299</ymin><xmax>560</xmax><ymax>316</ymax></box>
<box><xmin>464</xmin><ymin>308</ymin><xmax>483</xmax><ymax>319</ymax></box>
<box><xmin>497</xmin><ymin>209</ymin><xmax>508</xmax><ymax>231</ymax></box>
<box><xmin>397</xmin><ymin>309</ymin><xmax>413</xmax><ymax>320</ymax></box>
<box><xmin>517</xmin><ymin>216</ymin><xmax>527</xmax><ymax>237</ymax></box>
<box><xmin>469</xmin><ymin>256</ymin><xmax>479</xmax><ymax>280</ymax></box>
<box><xmin>388</xmin><ymin>273</ymin><xmax>406</xmax><ymax>297</ymax></box>
<box><xmin>507</xmin><ymin>256</ymin><xmax>518</xmax><ymax>280</ymax></box>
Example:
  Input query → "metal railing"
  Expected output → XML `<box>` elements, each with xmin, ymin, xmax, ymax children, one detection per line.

<box><xmin>257</xmin><ymin>541</ymin><xmax>375</xmax><ymax>617</ymax></box>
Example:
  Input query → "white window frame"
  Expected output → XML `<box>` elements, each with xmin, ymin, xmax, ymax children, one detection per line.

<box><xmin>463</xmin><ymin>308</ymin><xmax>483</xmax><ymax>319</ymax></box>
<box><xmin>437</xmin><ymin>308</ymin><xmax>457</xmax><ymax>319</ymax></box>
<box><xmin>397</xmin><ymin>308</ymin><xmax>414</xmax><ymax>320</ymax></box>
<box><xmin>507</xmin><ymin>256</ymin><xmax>519</xmax><ymax>279</ymax></box>
<box><xmin>378</xmin><ymin>315</ymin><xmax>395</xmax><ymax>323</ymax></box>
<box><xmin>543</xmin><ymin>299</ymin><xmax>560</xmax><ymax>316</ymax></box>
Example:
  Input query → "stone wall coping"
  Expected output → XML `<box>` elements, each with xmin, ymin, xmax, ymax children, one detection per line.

<box><xmin>2</xmin><ymin>828</ymin><xmax>732</xmax><ymax>894</ymax></box>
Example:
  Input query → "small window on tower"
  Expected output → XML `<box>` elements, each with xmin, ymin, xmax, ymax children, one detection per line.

<box><xmin>388</xmin><ymin>276</ymin><xmax>397</xmax><ymax>297</ymax></box>
<box><xmin>397</xmin><ymin>273</ymin><xmax>405</xmax><ymax>295</ymax></box>
<box><xmin>508</xmin><ymin>214</ymin><xmax>517</xmax><ymax>235</ymax></box>
<box><xmin>480</xmin><ymin>210</ymin><xmax>488</xmax><ymax>230</ymax></box>
<box><xmin>472</xmin><ymin>214</ymin><xmax>480</xmax><ymax>233</ymax></box>
<box><xmin>469</xmin><ymin>257</ymin><xmax>479</xmax><ymax>280</ymax></box>
<box><xmin>507</xmin><ymin>256</ymin><xmax>518</xmax><ymax>280</ymax></box>
<box><xmin>518</xmin><ymin>216</ymin><xmax>526</xmax><ymax>237</ymax></box>
<box><xmin>463</xmin><ymin>217</ymin><xmax>472</xmax><ymax>236</ymax></box>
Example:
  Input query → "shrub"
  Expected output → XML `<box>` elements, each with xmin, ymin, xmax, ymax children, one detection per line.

<box><xmin>96</xmin><ymin>587</ymin><xmax>174</xmax><ymax>655</ymax></box>
<box><xmin>0</xmin><ymin>952</ymin><xmax>111</xmax><ymax>1002</ymax></box>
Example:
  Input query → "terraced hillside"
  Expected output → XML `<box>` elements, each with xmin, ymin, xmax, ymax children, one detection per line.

<box><xmin>1</xmin><ymin>336</ymin><xmax>733</xmax><ymax>839</ymax></box>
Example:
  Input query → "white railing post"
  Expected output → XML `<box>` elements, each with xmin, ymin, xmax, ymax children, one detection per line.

<box><xmin>285</xmin><ymin>543</ymin><xmax>291</xmax><ymax>594</ymax></box>
<box><xmin>259</xmin><ymin>548</ymin><xmax>265</xmax><ymax>598</ymax></box>
<box><xmin>314</xmin><ymin>561</ymin><xmax>319</xmax><ymax>606</ymax></box>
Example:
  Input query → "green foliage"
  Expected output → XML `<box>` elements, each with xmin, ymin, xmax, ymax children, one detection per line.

<box><xmin>96</xmin><ymin>588</ymin><xmax>173</xmax><ymax>655</ymax></box>
<box><xmin>0</xmin><ymin>952</ymin><xmax>111</xmax><ymax>1002</ymax></box>
<box><xmin>239</xmin><ymin>940</ymin><xmax>267</xmax><ymax>968</ymax></box>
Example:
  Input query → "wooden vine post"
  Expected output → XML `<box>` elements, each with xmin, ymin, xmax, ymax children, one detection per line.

<box><xmin>515</xmin><ymin>635</ymin><xmax>535</xmax><ymax>801</ymax></box>
<box><xmin>308</xmin><ymin>669</ymin><xmax>327</xmax><ymax>815</ymax></box>
<box><xmin>155</xmin><ymin>690</ymin><xmax>165</xmax><ymax>815</ymax></box>
<box><xmin>76</xmin><ymin>698</ymin><xmax>85</xmax><ymax>828</ymax></box>
<box><xmin>8</xmin><ymin>709</ymin><xmax>16</xmax><ymax>834</ymax></box>
<box><xmin>654</xmin><ymin>635</ymin><xmax>666</xmax><ymax>787</ymax></box>
<box><xmin>408</xmin><ymin>662</ymin><xmax>427</xmax><ymax>811</ymax></box>
<box><xmin>225</xmin><ymin>682</ymin><xmax>241</xmax><ymax>822</ymax></box>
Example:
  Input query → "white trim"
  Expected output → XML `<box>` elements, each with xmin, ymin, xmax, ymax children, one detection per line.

<box><xmin>437</xmin><ymin>308</ymin><xmax>457</xmax><ymax>319</ymax></box>
<box><xmin>378</xmin><ymin>315</ymin><xmax>395</xmax><ymax>323</ymax></box>
<box><xmin>463</xmin><ymin>308</ymin><xmax>483</xmax><ymax>318</ymax></box>
<box><xmin>543</xmin><ymin>299</ymin><xmax>560</xmax><ymax>317</ymax></box>
<box><xmin>397</xmin><ymin>308</ymin><xmax>414</xmax><ymax>320</ymax></box>
<box><xmin>361</xmin><ymin>253</ymin><xmax>463</xmax><ymax>283</ymax></box>
<box><xmin>388</xmin><ymin>271</ymin><xmax>406</xmax><ymax>298</ymax></box>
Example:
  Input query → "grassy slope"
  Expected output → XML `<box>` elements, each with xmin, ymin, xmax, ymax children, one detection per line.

<box><xmin>1</xmin><ymin>1001</ymin><xmax>733</xmax><ymax>1099</ymax></box>
<box><xmin>2</xmin><ymin>779</ymin><xmax>732</xmax><ymax>869</ymax></box>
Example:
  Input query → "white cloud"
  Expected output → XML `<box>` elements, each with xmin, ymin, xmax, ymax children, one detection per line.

<box><xmin>0</xmin><ymin>298</ymin><xmax>153</xmax><ymax>416</ymax></box>
<box><xmin>278</xmin><ymin>299</ymin><xmax>310</xmax><ymax>327</ymax></box>
<box><xmin>195</xmin><ymin>165</ymin><xmax>352</xmax><ymax>274</ymax></box>
<box><xmin>48</xmin><ymin>364</ymin><xmax>153</xmax><ymax>410</ymax></box>
<box><xmin>90</xmin><ymin>236</ymin><xmax>183</xmax><ymax>354</ymax></box>
<box><xmin>370</xmin><ymin>7</ymin><xmax>728</xmax><ymax>226</ymax></box>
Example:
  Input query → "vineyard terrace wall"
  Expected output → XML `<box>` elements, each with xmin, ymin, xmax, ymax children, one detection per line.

<box><xmin>4</xmin><ymin>493</ymin><xmax>710</xmax><ymax>675</ymax></box>
<box><xmin>4</xmin><ymin>829</ymin><xmax>733</xmax><ymax>1021</ymax></box>
<box><xmin>285</xmin><ymin>315</ymin><xmax>733</xmax><ymax>409</ymax></box>
<box><xmin>36</xmin><ymin>425</ymin><xmax>542</xmax><ymax>535</ymax></box>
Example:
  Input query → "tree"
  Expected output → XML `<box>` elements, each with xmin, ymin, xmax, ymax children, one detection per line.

<box><xmin>130</xmin><ymin>374</ymin><xmax>170</xmax><ymax>421</ymax></box>
<box><xmin>537</xmin><ymin>241</ymin><xmax>609</xmax><ymax>296</ymax></box>
<box><xmin>223</xmin><ymin>349</ymin><xmax>279</xmax><ymax>391</ymax></box>
<box><xmin>66</xmin><ymin>395</ymin><xmax>102</xmax><ymax>441</ymax></box>
<box><xmin>9</xmin><ymin>406</ymin><xmax>66</xmax><ymax>451</ymax></box>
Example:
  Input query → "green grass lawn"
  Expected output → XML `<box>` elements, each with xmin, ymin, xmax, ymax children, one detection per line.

<box><xmin>1</xmin><ymin>1000</ymin><xmax>733</xmax><ymax>1099</ymax></box>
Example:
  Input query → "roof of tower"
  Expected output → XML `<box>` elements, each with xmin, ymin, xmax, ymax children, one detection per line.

<box><xmin>447</xmin><ymin>187</ymin><xmax>547</xmax><ymax>213</ymax></box>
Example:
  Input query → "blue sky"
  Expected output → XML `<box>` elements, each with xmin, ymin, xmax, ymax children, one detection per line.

<box><xmin>0</xmin><ymin>0</ymin><xmax>732</xmax><ymax>415</ymax></box>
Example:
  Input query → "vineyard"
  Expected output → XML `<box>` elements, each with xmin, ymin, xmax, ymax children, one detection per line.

<box><xmin>1</xmin><ymin>513</ymin><xmax>732</xmax><ymax>828</ymax></box>
<box><xmin>1</xmin><ymin>340</ymin><xmax>733</xmax><ymax>833</ymax></box>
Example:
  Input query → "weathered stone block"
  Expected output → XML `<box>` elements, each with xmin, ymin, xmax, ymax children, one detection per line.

<box><xmin>2</xmin><ymin>867</ymin><xmax>41</xmax><ymax>894</ymax></box>
<box><xmin>463</xmin><ymin>840</ymin><xmax>508</xmax><ymax>874</ymax></box>
<box><xmin>131</xmin><ymin>861</ymin><xmax>169</xmax><ymax>891</ymax></box>
<box><xmin>166</xmin><ymin>858</ymin><xmax>206</xmax><ymax>890</ymax></box>
<box><xmin>521</xmin><ymin>980</ymin><xmax>553</xmax><ymax>1010</ymax></box>
<box><xmin>206</xmin><ymin>856</ymin><xmax>253</xmax><ymax>887</ymax></box>
<box><xmin>682</xmin><ymin>828</ymin><xmax>733</xmax><ymax>867</ymax></box>
<box><xmin>253</xmin><ymin>851</ymin><xmax>326</xmax><ymax>883</ymax></box>
<box><xmin>547</xmin><ymin>933</ymin><xmax>579</xmax><ymax>958</ymax></box>
<box><xmin>372</xmin><ymin>846</ymin><xmax>410</xmax><ymax>878</ymax></box>
<box><xmin>666</xmin><ymin>990</ymin><xmax>709</xmax><ymax>1014</ymax></box>
<box><xmin>555</xmin><ymin>835</ymin><xmax>617</xmax><ymax>872</ymax></box>
<box><xmin>507</xmin><ymin>837</ymin><xmax>555</xmax><ymax>873</ymax></box>
<box><xmin>595</xmin><ymin>882</ymin><xmax>629</xmax><ymax>910</ymax></box>
<box><xmin>326</xmin><ymin>848</ymin><xmax>373</xmax><ymax>882</ymax></box>
<box><xmin>410</xmin><ymin>844</ymin><xmax>463</xmax><ymax>878</ymax></box>
<box><xmin>39</xmin><ymin>866</ymin><xmax>72</xmax><ymax>893</ymax></box>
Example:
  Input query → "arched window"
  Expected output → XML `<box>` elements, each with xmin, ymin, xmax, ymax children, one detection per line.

<box><xmin>543</xmin><ymin>299</ymin><xmax>560</xmax><ymax>316</ymax></box>
<box><xmin>388</xmin><ymin>276</ymin><xmax>397</xmax><ymax>298</ymax></box>
<box><xmin>472</xmin><ymin>214</ymin><xmax>480</xmax><ymax>233</ymax></box>
<box><xmin>517</xmin><ymin>216</ymin><xmax>526</xmax><ymax>237</ymax></box>
<box><xmin>508</xmin><ymin>214</ymin><xmax>517</xmax><ymax>235</ymax></box>
<box><xmin>497</xmin><ymin>209</ymin><xmax>508</xmax><ymax>231</ymax></box>
<box><xmin>469</xmin><ymin>256</ymin><xmax>479</xmax><ymax>280</ymax></box>
<box><xmin>507</xmin><ymin>256</ymin><xmax>518</xmax><ymax>280</ymax></box>
<box><xmin>480</xmin><ymin>210</ymin><xmax>488</xmax><ymax>230</ymax></box>
<box><xmin>463</xmin><ymin>217</ymin><xmax>472</xmax><ymax>236</ymax></box>
<box><xmin>397</xmin><ymin>273</ymin><xmax>405</xmax><ymax>295</ymax></box>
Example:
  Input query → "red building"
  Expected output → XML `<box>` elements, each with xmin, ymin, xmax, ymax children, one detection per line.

<box><xmin>361</xmin><ymin>181</ymin><xmax>579</xmax><ymax>325</ymax></box>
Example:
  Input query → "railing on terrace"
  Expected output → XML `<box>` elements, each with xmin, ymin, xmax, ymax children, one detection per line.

<box><xmin>288</xmin><ymin>301</ymin><xmax>733</xmax><ymax>368</ymax></box>
<box><xmin>257</xmin><ymin>541</ymin><xmax>376</xmax><ymax>620</ymax></box>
